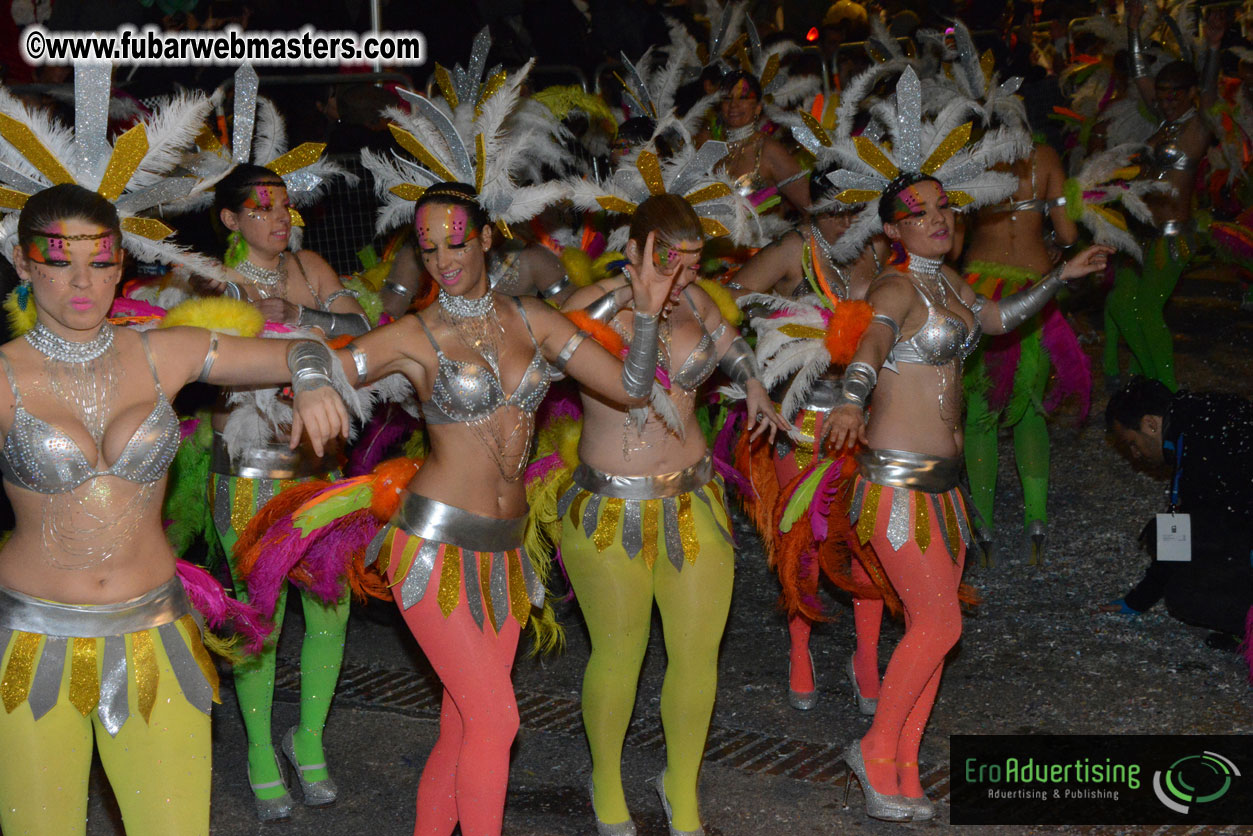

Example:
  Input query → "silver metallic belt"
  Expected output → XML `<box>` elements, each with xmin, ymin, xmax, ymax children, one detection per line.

<box><xmin>392</xmin><ymin>492</ymin><xmax>526</xmax><ymax>553</ymax></box>
<box><xmin>572</xmin><ymin>455</ymin><xmax>713</xmax><ymax>501</ymax></box>
<box><xmin>1159</xmin><ymin>219</ymin><xmax>1194</xmax><ymax>237</ymax></box>
<box><xmin>211</xmin><ymin>432</ymin><xmax>327</xmax><ymax>479</ymax></box>
<box><xmin>0</xmin><ymin>575</ymin><xmax>189</xmax><ymax>637</ymax></box>
<box><xmin>796</xmin><ymin>378</ymin><xmax>843</xmax><ymax>414</ymax></box>
<box><xmin>856</xmin><ymin>448</ymin><xmax>963</xmax><ymax>494</ymax></box>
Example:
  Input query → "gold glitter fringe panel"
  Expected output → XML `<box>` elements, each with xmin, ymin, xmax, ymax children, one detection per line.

<box><xmin>847</xmin><ymin>475</ymin><xmax>973</xmax><ymax>560</ymax></box>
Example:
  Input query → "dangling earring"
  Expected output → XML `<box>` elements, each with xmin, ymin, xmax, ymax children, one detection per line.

<box><xmin>225</xmin><ymin>229</ymin><xmax>249</xmax><ymax>268</ymax></box>
<box><xmin>4</xmin><ymin>281</ymin><xmax>38</xmax><ymax>337</ymax></box>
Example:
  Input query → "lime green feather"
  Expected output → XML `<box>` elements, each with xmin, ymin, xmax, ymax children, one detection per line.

<box><xmin>780</xmin><ymin>460</ymin><xmax>833</xmax><ymax>533</ymax></box>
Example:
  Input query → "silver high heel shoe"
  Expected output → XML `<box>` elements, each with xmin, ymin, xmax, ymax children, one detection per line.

<box><xmin>787</xmin><ymin>650</ymin><xmax>818</xmax><ymax>711</ymax></box>
<box><xmin>282</xmin><ymin>726</ymin><xmax>338</xmax><ymax>807</ymax></box>
<box><xmin>588</xmin><ymin>777</ymin><xmax>637</xmax><ymax>836</ymax></box>
<box><xmin>247</xmin><ymin>756</ymin><xmax>293</xmax><ymax>822</ymax></box>
<box><xmin>1026</xmin><ymin>520</ymin><xmax>1046</xmax><ymax>566</ymax></box>
<box><xmin>845</xmin><ymin>654</ymin><xmax>877</xmax><ymax>716</ymax></box>
<box><xmin>840</xmin><ymin>743</ymin><xmax>911</xmax><ymax>822</ymax></box>
<box><xmin>900</xmin><ymin>794</ymin><xmax>935</xmax><ymax>821</ymax></box>
<box><xmin>651</xmin><ymin>770</ymin><xmax>705</xmax><ymax>836</ymax></box>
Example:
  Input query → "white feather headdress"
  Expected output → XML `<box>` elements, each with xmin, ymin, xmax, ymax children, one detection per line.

<box><xmin>168</xmin><ymin>65</ymin><xmax>354</xmax><ymax>220</ymax></box>
<box><xmin>808</xmin><ymin>66</ymin><xmax>1025</xmax><ymax>262</ymax></box>
<box><xmin>0</xmin><ymin>64</ymin><xmax>224</xmax><ymax>277</ymax></box>
<box><xmin>1060</xmin><ymin>143</ymin><xmax>1169</xmax><ymax>260</ymax></box>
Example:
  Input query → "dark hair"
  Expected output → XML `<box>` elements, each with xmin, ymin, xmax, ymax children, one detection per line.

<box><xmin>213</xmin><ymin>163</ymin><xmax>285</xmax><ymax>216</ymax></box>
<box><xmin>810</xmin><ymin>164</ymin><xmax>840</xmax><ymax>204</ymax></box>
<box><xmin>616</xmin><ymin>116</ymin><xmax>657</xmax><ymax>148</ymax></box>
<box><xmin>1155</xmin><ymin>59</ymin><xmax>1198</xmax><ymax>89</ymax></box>
<box><xmin>629</xmin><ymin>193</ymin><xmax>703</xmax><ymax>250</ymax></box>
<box><xmin>719</xmin><ymin>70</ymin><xmax>763</xmax><ymax>99</ymax></box>
<box><xmin>413</xmin><ymin>181</ymin><xmax>491</xmax><ymax>231</ymax></box>
<box><xmin>1105</xmin><ymin>376</ymin><xmax>1173</xmax><ymax>432</ymax></box>
<box><xmin>877</xmin><ymin>173</ymin><xmax>942</xmax><ymax>224</ymax></box>
<box><xmin>18</xmin><ymin>184</ymin><xmax>121</xmax><ymax>245</ymax></box>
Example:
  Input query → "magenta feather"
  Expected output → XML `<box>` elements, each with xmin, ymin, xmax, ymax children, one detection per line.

<box><xmin>526</xmin><ymin>449</ymin><xmax>567</xmax><ymax>484</ymax></box>
<box><xmin>291</xmin><ymin>509</ymin><xmax>378</xmax><ymax>604</ymax></box>
<box><xmin>1040</xmin><ymin>306</ymin><xmax>1092</xmax><ymax>420</ymax></box>
<box><xmin>348</xmin><ymin>404</ymin><xmax>419</xmax><ymax>477</ymax></box>
<box><xmin>1211</xmin><ymin>222</ymin><xmax>1253</xmax><ymax>262</ymax></box>
<box><xmin>797</xmin><ymin>549</ymin><xmax>822</xmax><ymax>613</ymax></box>
<box><xmin>982</xmin><ymin>334</ymin><xmax>1022</xmax><ymax>413</ymax></box>
<box><xmin>242</xmin><ymin>521</ymin><xmax>309</xmax><ymax>619</ymax></box>
<box><xmin>536</xmin><ymin>384</ymin><xmax>583</xmax><ymax>424</ymax></box>
<box><xmin>808</xmin><ymin>458</ymin><xmax>845</xmax><ymax>542</ymax></box>
<box><xmin>713</xmin><ymin>404</ymin><xmax>751</xmax><ymax>494</ymax></box>
<box><xmin>178</xmin><ymin>417</ymin><xmax>200</xmax><ymax>443</ymax></box>
<box><xmin>176</xmin><ymin>560</ymin><xmax>272</xmax><ymax>653</ymax></box>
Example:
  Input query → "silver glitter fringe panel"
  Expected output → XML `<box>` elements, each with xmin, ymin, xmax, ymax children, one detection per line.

<box><xmin>848</xmin><ymin>448</ymin><xmax>973</xmax><ymax>559</ymax></box>
<box><xmin>556</xmin><ymin>455</ymin><xmax>734</xmax><ymax>571</ymax></box>
<box><xmin>0</xmin><ymin>577</ymin><xmax>215</xmax><ymax>737</ymax></box>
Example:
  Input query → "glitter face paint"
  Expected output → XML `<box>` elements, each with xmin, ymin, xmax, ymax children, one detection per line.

<box><xmin>652</xmin><ymin>238</ymin><xmax>702</xmax><ymax>273</ymax></box>
<box><xmin>25</xmin><ymin>223</ymin><xmax>118</xmax><ymax>266</ymax></box>
<box><xmin>891</xmin><ymin>183</ymin><xmax>950</xmax><ymax>223</ymax></box>
<box><xmin>89</xmin><ymin>233</ymin><xmax>119</xmax><ymax>265</ymax></box>
<box><xmin>725</xmin><ymin>78</ymin><xmax>757</xmax><ymax>103</ymax></box>
<box><xmin>415</xmin><ymin>203</ymin><xmax>480</xmax><ymax>250</ymax></box>
<box><xmin>242</xmin><ymin>184</ymin><xmax>288</xmax><ymax>220</ymax></box>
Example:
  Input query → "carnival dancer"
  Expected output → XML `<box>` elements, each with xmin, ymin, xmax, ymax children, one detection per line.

<box><xmin>0</xmin><ymin>183</ymin><xmax>349</xmax><ymax>835</ymax></box>
<box><xmin>1104</xmin><ymin>0</ymin><xmax>1226</xmax><ymax>391</ymax></box>
<box><xmin>198</xmin><ymin>163</ymin><xmax>370</xmax><ymax>821</ymax></box>
<box><xmin>819</xmin><ymin>67</ymin><xmax>1112</xmax><ymax>821</ymax></box>
<box><xmin>732</xmin><ymin>167</ymin><xmax>889</xmax><ymax>713</ymax></box>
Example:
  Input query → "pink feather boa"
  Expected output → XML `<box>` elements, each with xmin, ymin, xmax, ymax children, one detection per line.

<box><xmin>175</xmin><ymin>560</ymin><xmax>272</xmax><ymax>653</ymax></box>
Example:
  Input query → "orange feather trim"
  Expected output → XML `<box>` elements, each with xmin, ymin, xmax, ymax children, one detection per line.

<box><xmin>564</xmin><ymin>310</ymin><xmax>625</xmax><ymax>356</ymax></box>
<box><xmin>824</xmin><ymin>299</ymin><xmax>873</xmax><ymax>367</ymax></box>
<box><xmin>733</xmin><ymin>430</ymin><xmax>780</xmax><ymax>545</ymax></box>
<box><xmin>369</xmin><ymin>456</ymin><xmax>424</xmax><ymax>520</ymax></box>
<box><xmin>232</xmin><ymin>480</ymin><xmax>332</xmax><ymax>578</ymax></box>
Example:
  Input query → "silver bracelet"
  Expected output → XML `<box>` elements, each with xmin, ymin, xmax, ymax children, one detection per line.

<box><xmin>383</xmin><ymin>280</ymin><xmax>413</xmax><ymax>297</ymax></box>
<box><xmin>297</xmin><ymin>306</ymin><xmax>371</xmax><ymax>337</ymax></box>
<box><xmin>198</xmin><ymin>331</ymin><xmax>220</xmax><ymax>382</ymax></box>
<box><xmin>220</xmin><ymin>281</ymin><xmax>243</xmax><ymax>301</ymax></box>
<box><xmin>718</xmin><ymin>336</ymin><xmax>760</xmax><ymax>387</ymax></box>
<box><xmin>969</xmin><ymin>293</ymin><xmax>988</xmax><ymax>316</ymax></box>
<box><xmin>583</xmin><ymin>288</ymin><xmax>625</xmax><ymax>323</ymax></box>
<box><xmin>621</xmin><ymin>312</ymin><xmax>659</xmax><ymax>399</ymax></box>
<box><xmin>287</xmin><ymin>340</ymin><xmax>334</xmax><ymax>394</ymax></box>
<box><xmin>836</xmin><ymin>361</ymin><xmax>878</xmax><ymax>410</ymax></box>
<box><xmin>538</xmin><ymin>273</ymin><xmax>572</xmax><ymax>300</ymax></box>
<box><xmin>997</xmin><ymin>266</ymin><xmax>1065</xmax><ymax>332</ymax></box>
<box><xmin>870</xmin><ymin>313</ymin><xmax>901</xmax><ymax>343</ymax></box>
<box><xmin>322</xmin><ymin>288</ymin><xmax>359</xmax><ymax>308</ymax></box>
<box><xmin>552</xmin><ymin>330</ymin><xmax>588</xmax><ymax>373</ymax></box>
<box><xmin>347</xmin><ymin>343</ymin><xmax>369</xmax><ymax>385</ymax></box>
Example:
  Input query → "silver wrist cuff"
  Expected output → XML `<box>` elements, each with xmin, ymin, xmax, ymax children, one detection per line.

<box><xmin>288</xmin><ymin>340</ymin><xmax>334</xmax><ymax>394</ymax></box>
<box><xmin>718</xmin><ymin>336</ymin><xmax>760</xmax><ymax>386</ymax></box>
<box><xmin>621</xmin><ymin>312</ymin><xmax>659</xmax><ymax>399</ymax></box>
<box><xmin>297</xmin><ymin>306</ymin><xmax>371</xmax><ymax>337</ymax></box>
<box><xmin>997</xmin><ymin>266</ymin><xmax>1065</xmax><ymax>332</ymax></box>
<box><xmin>969</xmin><ymin>293</ymin><xmax>988</xmax><ymax>316</ymax></box>
<box><xmin>322</xmin><ymin>288</ymin><xmax>358</xmax><ymax>308</ymax></box>
<box><xmin>1128</xmin><ymin>26</ymin><xmax>1150</xmax><ymax>79</ymax></box>
<box><xmin>383</xmin><ymin>280</ymin><xmax>413</xmax><ymax>297</ymax></box>
<box><xmin>538</xmin><ymin>273</ymin><xmax>572</xmax><ymax>300</ymax></box>
<box><xmin>583</xmin><ymin>289</ymin><xmax>625</xmax><ymax>323</ymax></box>
<box><xmin>347</xmin><ymin>343</ymin><xmax>368</xmax><ymax>385</ymax></box>
<box><xmin>220</xmin><ymin>281</ymin><xmax>243</xmax><ymax>301</ymax></box>
<box><xmin>553</xmin><ymin>330</ymin><xmax>588</xmax><ymax>373</ymax></box>
<box><xmin>836</xmin><ymin>361</ymin><xmax>877</xmax><ymax>409</ymax></box>
<box><xmin>198</xmin><ymin>331</ymin><xmax>220</xmax><ymax>382</ymax></box>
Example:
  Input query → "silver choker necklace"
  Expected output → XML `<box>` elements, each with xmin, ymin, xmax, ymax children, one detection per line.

<box><xmin>26</xmin><ymin>321</ymin><xmax>114</xmax><ymax>363</ymax></box>
<box><xmin>726</xmin><ymin>121</ymin><xmax>760</xmax><ymax>143</ymax></box>
<box><xmin>236</xmin><ymin>253</ymin><xmax>284</xmax><ymax>285</ymax></box>
<box><xmin>438</xmin><ymin>288</ymin><xmax>495</xmax><ymax>318</ymax></box>
<box><xmin>909</xmin><ymin>254</ymin><xmax>945</xmax><ymax>278</ymax></box>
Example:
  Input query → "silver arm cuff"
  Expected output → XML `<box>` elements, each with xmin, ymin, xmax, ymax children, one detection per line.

<box><xmin>383</xmin><ymin>280</ymin><xmax>413</xmax><ymax>297</ymax></box>
<box><xmin>287</xmin><ymin>340</ymin><xmax>334</xmax><ymax>394</ymax></box>
<box><xmin>718</xmin><ymin>336</ymin><xmax>760</xmax><ymax>387</ymax></box>
<box><xmin>1128</xmin><ymin>24</ymin><xmax>1150</xmax><ymax>79</ymax></box>
<box><xmin>220</xmin><ymin>281</ymin><xmax>243</xmax><ymax>301</ymax></box>
<box><xmin>297</xmin><ymin>306</ymin><xmax>371</xmax><ymax>337</ymax></box>
<box><xmin>870</xmin><ymin>313</ymin><xmax>901</xmax><ymax>343</ymax></box>
<box><xmin>997</xmin><ymin>266</ymin><xmax>1064</xmax><ymax>332</ymax></box>
<box><xmin>552</xmin><ymin>330</ymin><xmax>588</xmax><ymax>373</ymax></box>
<box><xmin>583</xmin><ymin>288</ymin><xmax>626</xmax><ymax>323</ymax></box>
<box><xmin>538</xmin><ymin>273</ymin><xmax>572</xmax><ymax>300</ymax></box>
<box><xmin>347</xmin><ymin>343</ymin><xmax>368</xmax><ymax>385</ymax></box>
<box><xmin>322</xmin><ymin>288</ymin><xmax>359</xmax><ymax>308</ymax></box>
<box><xmin>198</xmin><ymin>331</ymin><xmax>220</xmax><ymax>382</ymax></box>
<box><xmin>621</xmin><ymin>312</ymin><xmax>659</xmax><ymax>399</ymax></box>
<box><xmin>836</xmin><ymin>361</ymin><xmax>878</xmax><ymax>409</ymax></box>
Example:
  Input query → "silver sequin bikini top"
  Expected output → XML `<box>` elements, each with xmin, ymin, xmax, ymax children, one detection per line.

<box><xmin>889</xmin><ymin>273</ymin><xmax>981</xmax><ymax>366</ymax></box>
<box><xmin>1151</xmin><ymin>110</ymin><xmax>1199</xmax><ymax>176</ymax></box>
<box><xmin>669</xmin><ymin>288</ymin><xmax>727</xmax><ymax>390</ymax></box>
<box><xmin>416</xmin><ymin>297</ymin><xmax>551</xmax><ymax>425</ymax></box>
<box><xmin>0</xmin><ymin>333</ymin><xmax>180</xmax><ymax>494</ymax></box>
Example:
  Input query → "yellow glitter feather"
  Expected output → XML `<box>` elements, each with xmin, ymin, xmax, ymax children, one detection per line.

<box><xmin>131</xmin><ymin>630</ymin><xmax>159</xmax><ymax>723</ymax></box>
<box><xmin>1089</xmin><ymin>204</ymin><xmax>1128</xmax><ymax>230</ymax></box>
<box><xmin>179</xmin><ymin>616</ymin><xmax>220</xmax><ymax>704</ymax></box>
<box><xmin>475</xmin><ymin>134</ymin><xmax>486</xmax><ymax>195</ymax></box>
<box><xmin>98</xmin><ymin>123</ymin><xmax>148</xmax><ymax>202</ymax></box>
<box><xmin>121</xmin><ymin>216</ymin><xmax>176</xmax><ymax>241</ymax></box>
<box><xmin>476</xmin><ymin>71</ymin><xmax>507</xmax><ymax>118</ymax></box>
<box><xmin>266</xmin><ymin>142</ymin><xmax>326</xmax><ymax>177</ymax></box>
<box><xmin>799</xmin><ymin>111</ymin><xmax>832</xmax><ymax>147</ymax></box>
<box><xmin>507</xmin><ymin>550</ymin><xmax>530</xmax><ymax>628</ymax></box>
<box><xmin>387</xmin><ymin>534</ymin><xmax>420</xmax><ymax>588</ymax></box>
<box><xmin>854</xmin><ymin>136</ymin><xmax>900</xmax><ymax>180</ymax></box>
<box><xmin>1</xmin><ymin>631</ymin><xmax>41</xmax><ymax>713</ymax></box>
<box><xmin>0</xmin><ymin>186</ymin><xmax>28</xmax><ymax>210</ymax></box>
<box><xmin>0</xmin><ymin>112</ymin><xmax>74</xmax><ymax>184</ymax></box>
<box><xmin>641</xmin><ymin>500</ymin><xmax>660</xmax><ymax>569</ymax></box>
<box><xmin>388</xmin><ymin>125</ymin><xmax>457</xmax><ymax>183</ymax></box>
<box><xmin>947</xmin><ymin>190</ymin><xmax>973</xmax><ymax>208</ymax></box>
<box><xmin>434</xmin><ymin>65</ymin><xmax>458</xmax><ymax>109</ymax></box>
<box><xmin>759</xmin><ymin>54</ymin><xmax>781</xmax><ymax>91</ymax></box>
<box><xmin>288</xmin><ymin>207</ymin><xmax>304</xmax><ymax>228</ymax></box>
<box><xmin>230</xmin><ymin>478</ymin><xmax>255</xmax><ymax>536</ymax></box>
<box><xmin>921</xmin><ymin>122</ymin><xmax>971</xmax><ymax>175</ymax></box>
<box><xmin>390</xmin><ymin>183</ymin><xmax>427</xmax><ymax>202</ymax></box>
<box><xmin>684</xmin><ymin>182</ymin><xmax>732</xmax><ymax>205</ymax></box>
<box><xmin>593</xmin><ymin>497</ymin><xmax>624</xmax><ymax>552</ymax></box>
<box><xmin>437</xmin><ymin>545</ymin><xmax>461</xmax><ymax>617</ymax></box>
<box><xmin>834</xmin><ymin>188</ymin><xmax>881</xmax><ymax>205</ymax></box>
<box><xmin>914</xmin><ymin>492</ymin><xmax>931</xmax><ymax>552</ymax></box>
<box><xmin>795</xmin><ymin>411</ymin><xmax>817</xmax><ymax>470</ymax></box>
<box><xmin>779</xmin><ymin>323</ymin><xmax>827</xmax><ymax>339</ymax></box>
<box><xmin>69</xmin><ymin>637</ymin><xmax>99</xmax><ymax>717</ymax></box>
<box><xmin>597</xmin><ymin>195</ymin><xmax>638</xmax><ymax>215</ymax></box>
<box><xmin>479</xmin><ymin>551</ymin><xmax>497</xmax><ymax>630</ymax></box>
<box><xmin>635</xmin><ymin>152</ymin><xmax>665</xmax><ymax>197</ymax></box>
<box><xmin>941</xmin><ymin>492</ymin><xmax>960</xmax><ymax>555</ymax></box>
<box><xmin>699</xmin><ymin>217</ymin><xmax>730</xmax><ymax>238</ymax></box>
<box><xmin>677</xmin><ymin>493</ymin><xmax>700</xmax><ymax>564</ymax></box>
<box><xmin>856</xmin><ymin>481</ymin><xmax>882</xmax><ymax>545</ymax></box>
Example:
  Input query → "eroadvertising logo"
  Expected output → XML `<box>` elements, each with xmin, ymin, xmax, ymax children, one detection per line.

<box><xmin>950</xmin><ymin>736</ymin><xmax>1253</xmax><ymax>825</ymax></box>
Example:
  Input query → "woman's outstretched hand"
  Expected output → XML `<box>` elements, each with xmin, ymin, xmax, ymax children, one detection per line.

<box><xmin>822</xmin><ymin>403</ymin><xmax>868</xmax><ymax>453</ymax></box>
<box><xmin>1060</xmin><ymin>245</ymin><xmax>1114</xmax><ymax>281</ymax></box>
<box><xmin>743</xmin><ymin>380</ymin><xmax>792</xmax><ymax>442</ymax></box>
<box><xmin>290</xmin><ymin>387</ymin><xmax>351</xmax><ymax>456</ymax></box>
<box><xmin>627</xmin><ymin>231</ymin><xmax>682</xmax><ymax>316</ymax></box>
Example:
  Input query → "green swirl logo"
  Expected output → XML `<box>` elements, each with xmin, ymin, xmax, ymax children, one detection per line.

<box><xmin>1152</xmin><ymin>752</ymin><xmax>1240</xmax><ymax>814</ymax></box>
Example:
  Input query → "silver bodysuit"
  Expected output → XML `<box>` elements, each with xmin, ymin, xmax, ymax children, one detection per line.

<box><xmin>415</xmin><ymin>297</ymin><xmax>551</xmax><ymax>425</ymax></box>
<box><xmin>0</xmin><ymin>333</ymin><xmax>180</xmax><ymax>494</ymax></box>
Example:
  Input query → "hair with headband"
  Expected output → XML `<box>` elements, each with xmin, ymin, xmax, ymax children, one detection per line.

<box><xmin>414</xmin><ymin>182</ymin><xmax>491</xmax><ymax>231</ymax></box>
<box><xmin>878</xmin><ymin>173</ymin><xmax>943</xmax><ymax>225</ymax></box>
<box><xmin>213</xmin><ymin>163</ymin><xmax>287</xmax><ymax>216</ymax></box>
<box><xmin>18</xmin><ymin>184</ymin><xmax>121</xmax><ymax>247</ymax></box>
